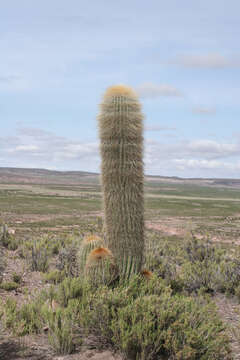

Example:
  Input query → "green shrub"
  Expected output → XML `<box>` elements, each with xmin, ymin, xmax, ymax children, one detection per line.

<box><xmin>180</xmin><ymin>260</ymin><xmax>217</xmax><ymax>293</ymax></box>
<box><xmin>1</xmin><ymin>272</ymin><xmax>231</xmax><ymax>359</ymax></box>
<box><xmin>21</xmin><ymin>235</ymin><xmax>70</xmax><ymax>272</ymax></box>
<box><xmin>41</xmin><ymin>306</ymin><xmax>76</xmax><ymax>355</ymax></box>
<box><xmin>3</xmin><ymin>298</ymin><xmax>42</xmax><ymax>336</ymax></box>
<box><xmin>111</xmin><ymin>294</ymin><xmax>230</xmax><ymax>360</ymax></box>
<box><xmin>23</xmin><ymin>239</ymin><xmax>49</xmax><ymax>272</ymax></box>
<box><xmin>0</xmin><ymin>281</ymin><xmax>19</xmax><ymax>291</ymax></box>
<box><xmin>0</xmin><ymin>225</ymin><xmax>18</xmax><ymax>250</ymax></box>
<box><xmin>44</xmin><ymin>270</ymin><xmax>66</xmax><ymax>284</ymax></box>
<box><xmin>56</xmin><ymin>278</ymin><xmax>86</xmax><ymax>307</ymax></box>
<box><xmin>183</xmin><ymin>234</ymin><xmax>223</xmax><ymax>264</ymax></box>
<box><xmin>214</xmin><ymin>258</ymin><xmax>240</xmax><ymax>294</ymax></box>
<box><xmin>12</xmin><ymin>272</ymin><xmax>22</xmax><ymax>284</ymax></box>
<box><xmin>79</xmin><ymin>276</ymin><xmax>171</xmax><ymax>342</ymax></box>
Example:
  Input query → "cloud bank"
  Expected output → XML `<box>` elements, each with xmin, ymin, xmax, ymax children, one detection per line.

<box><xmin>1</xmin><ymin>127</ymin><xmax>239</xmax><ymax>178</ymax></box>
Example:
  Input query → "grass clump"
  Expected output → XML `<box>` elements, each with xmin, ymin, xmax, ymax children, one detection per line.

<box><xmin>0</xmin><ymin>281</ymin><xmax>19</xmax><ymax>291</ymax></box>
<box><xmin>41</xmin><ymin>306</ymin><xmax>76</xmax><ymax>355</ymax></box>
<box><xmin>3</xmin><ymin>298</ymin><xmax>42</xmax><ymax>336</ymax></box>
<box><xmin>0</xmin><ymin>224</ymin><xmax>18</xmax><ymax>250</ymax></box>
<box><xmin>43</xmin><ymin>269</ymin><xmax>66</xmax><ymax>284</ymax></box>
<box><xmin>12</xmin><ymin>272</ymin><xmax>22</xmax><ymax>284</ymax></box>
<box><xmin>55</xmin><ymin>277</ymin><xmax>87</xmax><ymax>307</ymax></box>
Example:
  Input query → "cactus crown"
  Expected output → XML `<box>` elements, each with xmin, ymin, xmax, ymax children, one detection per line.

<box><xmin>103</xmin><ymin>84</ymin><xmax>138</xmax><ymax>99</ymax></box>
<box><xmin>87</xmin><ymin>247</ymin><xmax>113</xmax><ymax>263</ymax></box>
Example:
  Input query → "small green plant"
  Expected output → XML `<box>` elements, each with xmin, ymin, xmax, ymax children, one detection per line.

<box><xmin>3</xmin><ymin>298</ymin><xmax>42</xmax><ymax>335</ymax></box>
<box><xmin>181</xmin><ymin>260</ymin><xmax>217</xmax><ymax>293</ymax></box>
<box><xmin>0</xmin><ymin>281</ymin><xmax>19</xmax><ymax>291</ymax></box>
<box><xmin>43</xmin><ymin>270</ymin><xmax>66</xmax><ymax>284</ymax></box>
<box><xmin>183</xmin><ymin>233</ymin><xmax>223</xmax><ymax>263</ymax></box>
<box><xmin>22</xmin><ymin>239</ymin><xmax>49</xmax><ymax>272</ymax></box>
<box><xmin>42</xmin><ymin>307</ymin><xmax>75</xmax><ymax>355</ymax></box>
<box><xmin>56</xmin><ymin>277</ymin><xmax>85</xmax><ymax>307</ymax></box>
<box><xmin>214</xmin><ymin>258</ymin><xmax>240</xmax><ymax>294</ymax></box>
<box><xmin>0</xmin><ymin>224</ymin><xmax>18</xmax><ymax>250</ymax></box>
<box><xmin>12</xmin><ymin>272</ymin><xmax>22</xmax><ymax>284</ymax></box>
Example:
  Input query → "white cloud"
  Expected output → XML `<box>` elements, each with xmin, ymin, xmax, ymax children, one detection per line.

<box><xmin>0</xmin><ymin>127</ymin><xmax>100</xmax><ymax>171</ymax></box>
<box><xmin>15</xmin><ymin>145</ymin><xmax>39</xmax><ymax>152</ymax></box>
<box><xmin>144</xmin><ymin>138</ymin><xmax>240</xmax><ymax>177</ymax></box>
<box><xmin>174</xmin><ymin>159</ymin><xmax>230</xmax><ymax>170</ymax></box>
<box><xmin>188</xmin><ymin>140</ymin><xmax>238</xmax><ymax>157</ymax></box>
<box><xmin>1</xmin><ymin>127</ymin><xmax>240</xmax><ymax>178</ymax></box>
<box><xmin>192</xmin><ymin>106</ymin><xmax>216</xmax><ymax>115</ymax></box>
<box><xmin>136</xmin><ymin>83</ymin><xmax>183</xmax><ymax>98</ymax></box>
<box><xmin>171</xmin><ymin>53</ymin><xmax>240</xmax><ymax>69</ymax></box>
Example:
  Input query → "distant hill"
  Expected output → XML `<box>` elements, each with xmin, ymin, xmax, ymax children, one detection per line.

<box><xmin>0</xmin><ymin>167</ymin><xmax>99</xmax><ymax>185</ymax></box>
<box><xmin>0</xmin><ymin>167</ymin><xmax>239</xmax><ymax>188</ymax></box>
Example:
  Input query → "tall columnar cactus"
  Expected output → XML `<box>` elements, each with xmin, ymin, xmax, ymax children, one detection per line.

<box><xmin>98</xmin><ymin>85</ymin><xmax>144</xmax><ymax>278</ymax></box>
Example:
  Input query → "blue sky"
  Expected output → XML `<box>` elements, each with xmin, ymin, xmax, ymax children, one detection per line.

<box><xmin>0</xmin><ymin>0</ymin><xmax>240</xmax><ymax>178</ymax></box>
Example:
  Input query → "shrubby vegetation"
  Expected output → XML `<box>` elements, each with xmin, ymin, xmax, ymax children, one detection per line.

<box><xmin>145</xmin><ymin>230</ymin><xmax>240</xmax><ymax>297</ymax></box>
<box><xmin>1</xmin><ymin>227</ymin><xmax>240</xmax><ymax>358</ymax></box>
<box><xmin>0</xmin><ymin>272</ymin><xmax>232</xmax><ymax>358</ymax></box>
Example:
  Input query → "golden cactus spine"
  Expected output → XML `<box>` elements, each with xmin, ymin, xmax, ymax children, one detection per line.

<box><xmin>98</xmin><ymin>85</ymin><xmax>144</xmax><ymax>278</ymax></box>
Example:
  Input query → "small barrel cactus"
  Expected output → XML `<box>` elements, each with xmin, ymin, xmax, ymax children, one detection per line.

<box><xmin>98</xmin><ymin>85</ymin><xmax>144</xmax><ymax>279</ymax></box>
<box><xmin>85</xmin><ymin>247</ymin><xmax>118</xmax><ymax>286</ymax></box>
<box><xmin>77</xmin><ymin>234</ymin><xmax>103</xmax><ymax>274</ymax></box>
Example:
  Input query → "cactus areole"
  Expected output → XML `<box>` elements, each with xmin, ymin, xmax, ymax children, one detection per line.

<box><xmin>98</xmin><ymin>85</ymin><xmax>144</xmax><ymax>278</ymax></box>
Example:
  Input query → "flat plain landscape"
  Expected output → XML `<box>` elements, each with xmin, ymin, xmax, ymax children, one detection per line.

<box><xmin>1</xmin><ymin>167</ymin><xmax>240</xmax><ymax>245</ymax></box>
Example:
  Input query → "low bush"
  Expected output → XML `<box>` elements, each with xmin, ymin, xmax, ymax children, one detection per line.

<box><xmin>0</xmin><ymin>225</ymin><xmax>18</xmax><ymax>250</ymax></box>
<box><xmin>214</xmin><ymin>258</ymin><xmax>240</xmax><ymax>295</ymax></box>
<box><xmin>111</xmin><ymin>294</ymin><xmax>230</xmax><ymax>360</ymax></box>
<box><xmin>1</xmin><ymin>273</ymin><xmax>231</xmax><ymax>359</ymax></box>
<box><xmin>180</xmin><ymin>260</ymin><xmax>217</xmax><ymax>293</ymax></box>
<box><xmin>41</xmin><ymin>306</ymin><xmax>76</xmax><ymax>355</ymax></box>
<box><xmin>57</xmin><ymin>245</ymin><xmax>78</xmax><ymax>277</ymax></box>
<box><xmin>22</xmin><ymin>239</ymin><xmax>49</xmax><ymax>272</ymax></box>
<box><xmin>0</xmin><ymin>248</ymin><xmax>5</xmax><ymax>282</ymax></box>
<box><xmin>43</xmin><ymin>270</ymin><xmax>66</xmax><ymax>284</ymax></box>
<box><xmin>183</xmin><ymin>234</ymin><xmax>223</xmax><ymax>264</ymax></box>
<box><xmin>12</xmin><ymin>272</ymin><xmax>22</xmax><ymax>284</ymax></box>
<box><xmin>78</xmin><ymin>275</ymin><xmax>230</xmax><ymax>359</ymax></box>
<box><xmin>0</xmin><ymin>281</ymin><xmax>19</xmax><ymax>291</ymax></box>
<box><xmin>56</xmin><ymin>277</ymin><xmax>87</xmax><ymax>307</ymax></box>
<box><xmin>4</xmin><ymin>298</ymin><xmax>42</xmax><ymax>336</ymax></box>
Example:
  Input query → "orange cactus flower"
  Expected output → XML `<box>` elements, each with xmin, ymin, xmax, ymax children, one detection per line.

<box><xmin>141</xmin><ymin>269</ymin><xmax>153</xmax><ymax>279</ymax></box>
